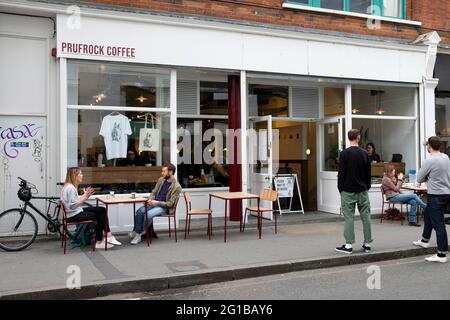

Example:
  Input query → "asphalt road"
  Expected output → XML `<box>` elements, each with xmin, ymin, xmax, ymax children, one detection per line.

<box><xmin>101</xmin><ymin>255</ymin><xmax>450</xmax><ymax>300</ymax></box>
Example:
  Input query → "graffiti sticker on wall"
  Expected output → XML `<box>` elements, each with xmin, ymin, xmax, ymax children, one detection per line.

<box><xmin>0</xmin><ymin>123</ymin><xmax>42</xmax><ymax>159</ymax></box>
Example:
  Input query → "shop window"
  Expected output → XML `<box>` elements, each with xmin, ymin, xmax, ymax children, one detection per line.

<box><xmin>200</xmin><ymin>82</ymin><xmax>228</xmax><ymax>115</ymax></box>
<box><xmin>68</xmin><ymin>61</ymin><xmax>170</xmax><ymax>108</ymax></box>
<box><xmin>351</xmin><ymin>87</ymin><xmax>416</xmax><ymax>117</ymax></box>
<box><xmin>67</xmin><ymin>110</ymin><xmax>171</xmax><ymax>194</ymax></box>
<box><xmin>436</xmin><ymin>95</ymin><xmax>450</xmax><ymax>157</ymax></box>
<box><xmin>249</xmin><ymin>84</ymin><xmax>289</xmax><ymax>117</ymax></box>
<box><xmin>66</xmin><ymin>61</ymin><xmax>173</xmax><ymax>194</ymax></box>
<box><xmin>323</xmin><ymin>122</ymin><xmax>340</xmax><ymax>171</ymax></box>
<box><xmin>352</xmin><ymin>118</ymin><xmax>417</xmax><ymax>184</ymax></box>
<box><xmin>177</xmin><ymin>119</ymin><xmax>229</xmax><ymax>188</ymax></box>
<box><xmin>324</xmin><ymin>87</ymin><xmax>345</xmax><ymax>116</ymax></box>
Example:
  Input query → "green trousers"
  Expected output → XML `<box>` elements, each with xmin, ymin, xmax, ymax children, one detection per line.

<box><xmin>340</xmin><ymin>191</ymin><xmax>372</xmax><ymax>244</ymax></box>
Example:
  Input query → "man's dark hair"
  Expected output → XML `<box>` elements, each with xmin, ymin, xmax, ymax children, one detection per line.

<box><xmin>163</xmin><ymin>163</ymin><xmax>176</xmax><ymax>175</ymax></box>
<box><xmin>427</xmin><ymin>136</ymin><xmax>442</xmax><ymax>151</ymax></box>
<box><xmin>347</xmin><ymin>129</ymin><xmax>360</xmax><ymax>142</ymax></box>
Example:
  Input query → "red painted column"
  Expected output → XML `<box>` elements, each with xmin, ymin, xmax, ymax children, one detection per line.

<box><xmin>228</xmin><ymin>75</ymin><xmax>242</xmax><ymax>221</ymax></box>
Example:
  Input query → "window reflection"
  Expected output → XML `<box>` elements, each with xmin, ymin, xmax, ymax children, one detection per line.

<box><xmin>436</xmin><ymin>95</ymin><xmax>450</xmax><ymax>157</ymax></box>
<box><xmin>177</xmin><ymin>119</ymin><xmax>229</xmax><ymax>188</ymax></box>
<box><xmin>68</xmin><ymin>61</ymin><xmax>170</xmax><ymax>108</ymax></box>
<box><xmin>249</xmin><ymin>84</ymin><xmax>289</xmax><ymax>117</ymax></box>
<box><xmin>200</xmin><ymin>82</ymin><xmax>228</xmax><ymax>115</ymax></box>
<box><xmin>67</xmin><ymin>110</ymin><xmax>171</xmax><ymax>194</ymax></box>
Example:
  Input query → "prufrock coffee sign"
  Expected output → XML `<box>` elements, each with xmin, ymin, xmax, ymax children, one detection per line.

<box><xmin>60</xmin><ymin>42</ymin><xmax>136</xmax><ymax>58</ymax></box>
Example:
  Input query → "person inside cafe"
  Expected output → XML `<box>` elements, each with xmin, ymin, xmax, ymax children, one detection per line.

<box><xmin>61</xmin><ymin>167</ymin><xmax>122</xmax><ymax>249</ymax></box>
<box><xmin>118</xmin><ymin>148</ymin><xmax>143</xmax><ymax>166</ymax></box>
<box><xmin>212</xmin><ymin>161</ymin><xmax>229</xmax><ymax>186</ymax></box>
<box><xmin>382</xmin><ymin>164</ymin><xmax>426</xmax><ymax>227</ymax></box>
<box><xmin>129</xmin><ymin>163</ymin><xmax>182</xmax><ymax>244</ymax></box>
<box><xmin>366</xmin><ymin>143</ymin><xmax>381</xmax><ymax>163</ymax></box>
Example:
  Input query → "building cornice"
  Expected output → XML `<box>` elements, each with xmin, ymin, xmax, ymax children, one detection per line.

<box><xmin>0</xmin><ymin>0</ymin><xmax>429</xmax><ymax>54</ymax></box>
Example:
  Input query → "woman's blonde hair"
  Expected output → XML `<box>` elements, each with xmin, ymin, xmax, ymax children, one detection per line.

<box><xmin>384</xmin><ymin>164</ymin><xmax>396</xmax><ymax>183</ymax></box>
<box><xmin>65</xmin><ymin>167</ymin><xmax>81</xmax><ymax>186</ymax></box>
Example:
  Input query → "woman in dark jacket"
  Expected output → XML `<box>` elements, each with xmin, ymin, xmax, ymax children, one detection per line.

<box><xmin>366</xmin><ymin>143</ymin><xmax>381</xmax><ymax>163</ymax></box>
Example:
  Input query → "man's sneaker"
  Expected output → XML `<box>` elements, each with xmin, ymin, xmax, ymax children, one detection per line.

<box><xmin>408</xmin><ymin>222</ymin><xmax>421</xmax><ymax>227</ymax></box>
<box><xmin>362</xmin><ymin>244</ymin><xmax>371</xmax><ymax>253</ymax></box>
<box><xmin>95</xmin><ymin>240</ymin><xmax>114</xmax><ymax>250</ymax></box>
<box><xmin>413</xmin><ymin>240</ymin><xmax>430</xmax><ymax>248</ymax></box>
<box><xmin>425</xmin><ymin>254</ymin><xmax>447</xmax><ymax>263</ymax></box>
<box><xmin>335</xmin><ymin>245</ymin><xmax>352</xmax><ymax>254</ymax></box>
<box><xmin>130</xmin><ymin>233</ymin><xmax>142</xmax><ymax>245</ymax></box>
<box><xmin>128</xmin><ymin>231</ymin><xmax>137</xmax><ymax>240</ymax></box>
<box><xmin>107</xmin><ymin>235</ymin><xmax>122</xmax><ymax>246</ymax></box>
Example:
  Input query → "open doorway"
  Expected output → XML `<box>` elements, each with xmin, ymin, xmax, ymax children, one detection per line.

<box><xmin>272</xmin><ymin>121</ymin><xmax>317</xmax><ymax>212</ymax></box>
<box><xmin>250</xmin><ymin>119</ymin><xmax>317</xmax><ymax>213</ymax></box>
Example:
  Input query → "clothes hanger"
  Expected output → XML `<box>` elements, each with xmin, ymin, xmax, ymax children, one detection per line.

<box><xmin>109</xmin><ymin>111</ymin><xmax>120</xmax><ymax>116</ymax></box>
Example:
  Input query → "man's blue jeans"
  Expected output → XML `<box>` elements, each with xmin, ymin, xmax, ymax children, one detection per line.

<box><xmin>422</xmin><ymin>194</ymin><xmax>450</xmax><ymax>254</ymax></box>
<box><xmin>389</xmin><ymin>193</ymin><xmax>427</xmax><ymax>223</ymax></box>
<box><xmin>133</xmin><ymin>205</ymin><xmax>167</xmax><ymax>233</ymax></box>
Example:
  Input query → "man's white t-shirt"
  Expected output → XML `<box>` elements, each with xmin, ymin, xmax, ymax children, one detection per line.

<box><xmin>99</xmin><ymin>114</ymin><xmax>132</xmax><ymax>160</ymax></box>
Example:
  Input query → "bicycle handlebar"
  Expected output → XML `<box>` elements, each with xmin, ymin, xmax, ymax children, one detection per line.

<box><xmin>17</xmin><ymin>177</ymin><xmax>36</xmax><ymax>190</ymax></box>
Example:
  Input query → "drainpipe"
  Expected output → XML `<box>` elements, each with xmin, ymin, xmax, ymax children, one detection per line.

<box><xmin>414</xmin><ymin>31</ymin><xmax>441</xmax><ymax>163</ymax></box>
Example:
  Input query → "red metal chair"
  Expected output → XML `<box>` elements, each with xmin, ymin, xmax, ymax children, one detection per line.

<box><xmin>61</xmin><ymin>202</ymin><xmax>95</xmax><ymax>254</ymax></box>
<box><xmin>183</xmin><ymin>191</ymin><xmax>213</xmax><ymax>240</ymax></box>
<box><xmin>149</xmin><ymin>196</ymin><xmax>180</xmax><ymax>243</ymax></box>
<box><xmin>380</xmin><ymin>188</ymin><xmax>409</xmax><ymax>225</ymax></box>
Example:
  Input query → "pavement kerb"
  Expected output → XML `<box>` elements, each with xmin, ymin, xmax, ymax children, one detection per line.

<box><xmin>0</xmin><ymin>245</ymin><xmax>438</xmax><ymax>300</ymax></box>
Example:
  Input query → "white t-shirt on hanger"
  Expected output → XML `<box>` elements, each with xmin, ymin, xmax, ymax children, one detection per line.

<box><xmin>99</xmin><ymin>113</ymin><xmax>132</xmax><ymax>160</ymax></box>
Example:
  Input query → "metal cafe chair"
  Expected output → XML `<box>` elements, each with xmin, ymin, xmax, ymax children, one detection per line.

<box><xmin>380</xmin><ymin>188</ymin><xmax>409</xmax><ymax>225</ymax></box>
<box><xmin>183</xmin><ymin>191</ymin><xmax>213</xmax><ymax>240</ymax></box>
<box><xmin>151</xmin><ymin>196</ymin><xmax>180</xmax><ymax>243</ymax></box>
<box><xmin>243</xmin><ymin>189</ymin><xmax>279</xmax><ymax>234</ymax></box>
<box><xmin>61</xmin><ymin>202</ymin><xmax>95</xmax><ymax>254</ymax></box>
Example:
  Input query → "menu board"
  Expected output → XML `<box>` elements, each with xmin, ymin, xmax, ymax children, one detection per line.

<box><xmin>274</xmin><ymin>175</ymin><xmax>295</xmax><ymax>198</ymax></box>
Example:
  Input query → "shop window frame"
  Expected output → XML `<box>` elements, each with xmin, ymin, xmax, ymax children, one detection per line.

<box><xmin>176</xmin><ymin>79</ymin><xmax>230</xmax><ymax>190</ymax></box>
<box><xmin>287</xmin><ymin>0</ymin><xmax>406</xmax><ymax>19</ymax></box>
<box><xmin>62</xmin><ymin>59</ymin><xmax>177</xmax><ymax>195</ymax></box>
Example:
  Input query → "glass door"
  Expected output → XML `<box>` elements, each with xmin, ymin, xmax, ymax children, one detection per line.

<box><xmin>318</xmin><ymin>116</ymin><xmax>345</xmax><ymax>214</ymax></box>
<box><xmin>249</xmin><ymin>116</ymin><xmax>275</xmax><ymax>220</ymax></box>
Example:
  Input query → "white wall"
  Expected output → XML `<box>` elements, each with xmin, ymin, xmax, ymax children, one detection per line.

<box><xmin>0</xmin><ymin>14</ymin><xmax>54</xmax><ymax>115</ymax></box>
<box><xmin>0</xmin><ymin>13</ymin><xmax>57</xmax><ymax>233</ymax></box>
<box><xmin>56</xmin><ymin>14</ymin><xmax>427</xmax><ymax>83</ymax></box>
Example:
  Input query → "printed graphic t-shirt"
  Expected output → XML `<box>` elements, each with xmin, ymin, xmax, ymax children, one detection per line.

<box><xmin>99</xmin><ymin>114</ymin><xmax>132</xmax><ymax>160</ymax></box>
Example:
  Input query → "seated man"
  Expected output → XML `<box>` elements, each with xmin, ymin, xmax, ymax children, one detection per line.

<box><xmin>129</xmin><ymin>163</ymin><xmax>182</xmax><ymax>244</ymax></box>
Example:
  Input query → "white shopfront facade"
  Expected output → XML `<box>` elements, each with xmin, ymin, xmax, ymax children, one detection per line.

<box><xmin>0</xmin><ymin>3</ymin><xmax>440</xmax><ymax>234</ymax></box>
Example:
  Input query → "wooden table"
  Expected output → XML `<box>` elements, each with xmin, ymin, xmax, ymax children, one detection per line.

<box><xmin>96</xmin><ymin>195</ymin><xmax>149</xmax><ymax>250</ymax></box>
<box><xmin>401</xmin><ymin>183</ymin><xmax>427</xmax><ymax>194</ymax></box>
<box><xmin>208</xmin><ymin>192</ymin><xmax>260</xmax><ymax>242</ymax></box>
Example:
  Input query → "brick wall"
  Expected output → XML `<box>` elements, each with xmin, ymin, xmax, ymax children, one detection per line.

<box><xmin>78</xmin><ymin>0</ymin><xmax>450</xmax><ymax>45</ymax></box>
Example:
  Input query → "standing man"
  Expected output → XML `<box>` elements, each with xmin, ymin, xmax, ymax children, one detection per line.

<box><xmin>130</xmin><ymin>163</ymin><xmax>182</xmax><ymax>244</ymax></box>
<box><xmin>335</xmin><ymin>129</ymin><xmax>372</xmax><ymax>254</ymax></box>
<box><xmin>413</xmin><ymin>136</ymin><xmax>450</xmax><ymax>263</ymax></box>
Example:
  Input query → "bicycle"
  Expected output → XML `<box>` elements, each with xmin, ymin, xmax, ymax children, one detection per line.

<box><xmin>0</xmin><ymin>177</ymin><xmax>68</xmax><ymax>251</ymax></box>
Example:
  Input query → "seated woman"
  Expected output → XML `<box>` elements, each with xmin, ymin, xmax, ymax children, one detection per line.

<box><xmin>382</xmin><ymin>165</ymin><xmax>426</xmax><ymax>227</ymax></box>
<box><xmin>366</xmin><ymin>143</ymin><xmax>381</xmax><ymax>163</ymax></box>
<box><xmin>61</xmin><ymin>167</ymin><xmax>121</xmax><ymax>249</ymax></box>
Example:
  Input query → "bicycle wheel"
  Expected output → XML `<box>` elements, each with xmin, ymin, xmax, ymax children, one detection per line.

<box><xmin>0</xmin><ymin>208</ymin><xmax>38</xmax><ymax>251</ymax></box>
